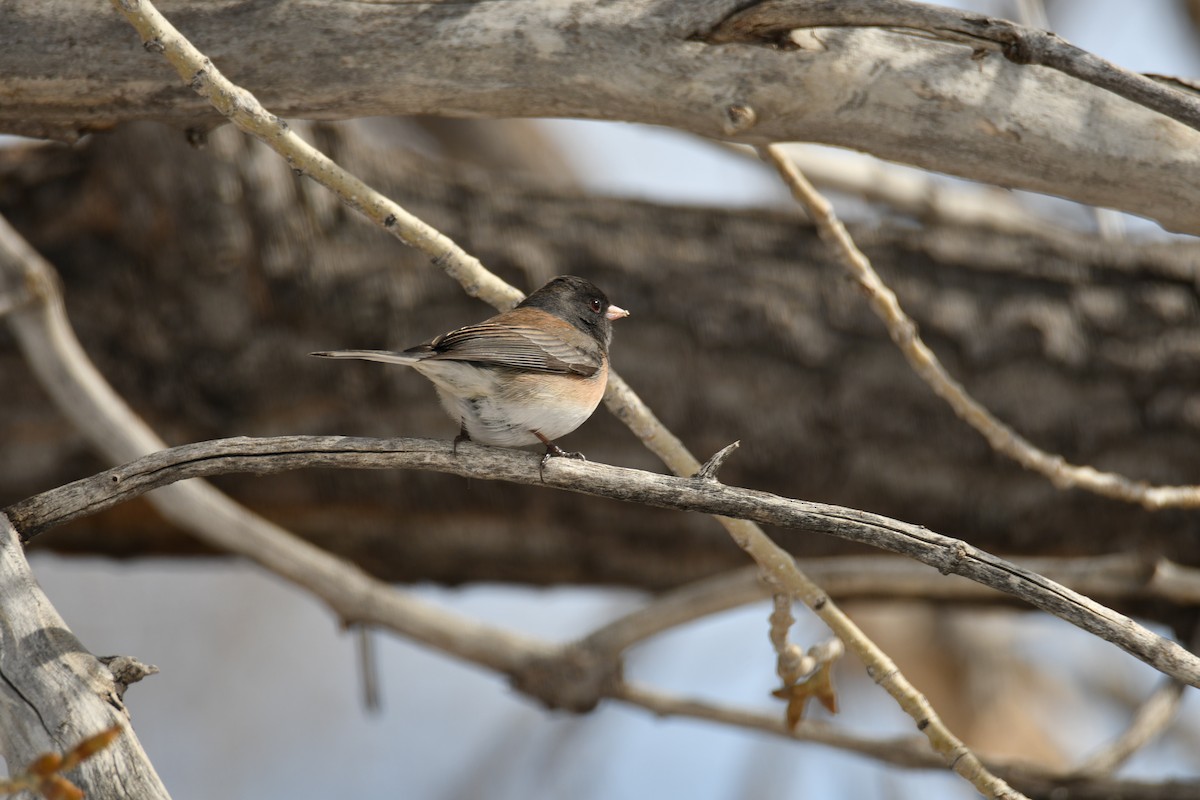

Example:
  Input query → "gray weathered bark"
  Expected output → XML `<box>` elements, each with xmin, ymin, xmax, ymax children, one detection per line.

<box><xmin>2</xmin><ymin>0</ymin><xmax>1199</xmax><ymax>232</ymax></box>
<box><xmin>2</xmin><ymin>121</ymin><xmax>1199</xmax><ymax>591</ymax></box>
<box><xmin>0</xmin><ymin>516</ymin><xmax>170</xmax><ymax>798</ymax></box>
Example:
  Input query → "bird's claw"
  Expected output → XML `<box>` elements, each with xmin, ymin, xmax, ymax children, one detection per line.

<box><xmin>453</xmin><ymin>423</ymin><xmax>471</xmax><ymax>455</ymax></box>
<box><xmin>539</xmin><ymin>443</ymin><xmax>586</xmax><ymax>480</ymax></box>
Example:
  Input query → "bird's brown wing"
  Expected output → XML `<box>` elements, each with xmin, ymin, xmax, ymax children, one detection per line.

<box><xmin>413</xmin><ymin>315</ymin><xmax>602</xmax><ymax>377</ymax></box>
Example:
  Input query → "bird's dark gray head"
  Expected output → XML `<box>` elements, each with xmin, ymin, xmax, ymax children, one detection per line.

<box><xmin>518</xmin><ymin>275</ymin><xmax>628</xmax><ymax>350</ymax></box>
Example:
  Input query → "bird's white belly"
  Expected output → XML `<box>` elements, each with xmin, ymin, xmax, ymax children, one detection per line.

<box><xmin>415</xmin><ymin>360</ymin><xmax>601</xmax><ymax>447</ymax></box>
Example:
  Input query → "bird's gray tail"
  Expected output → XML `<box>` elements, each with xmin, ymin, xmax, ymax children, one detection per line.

<box><xmin>309</xmin><ymin>349</ymin><xmax>423</xmax><ymax>366</ymax></box>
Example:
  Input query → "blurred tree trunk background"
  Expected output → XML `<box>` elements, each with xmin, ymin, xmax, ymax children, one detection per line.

<box><xmin>3</xmin><ymin>119</ymin><xmax>1198</xmax><ymax>593</ymax></box>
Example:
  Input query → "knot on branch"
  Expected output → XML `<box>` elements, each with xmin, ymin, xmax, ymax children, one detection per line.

<box><xmin>509</xmin><ymin>645</ymin><xmax>621</xmax><ymax>713</ymax></box>
<box><xmin>1001</xmin><ymin>35</ymin><xmax>1035</xmax><ymax>65</ymax></box>
<box><xmin>99</xmin><ymin>654</ymin><xmax>160</xmax><ymax>700</ymax></box>
<box><xmin>934</xmin><ymin>539</ymin><xmax>973</xmax><ymax>575</ymax></box>
<box><xmin>723</xmin><ymin>104</ymin><xmax>757</xmax><ymax>135</ymax></box>
<box><xmin>1000</xmin><ymin>29</ymin><xmax>1059</xmax><ymax>66</ymax></box>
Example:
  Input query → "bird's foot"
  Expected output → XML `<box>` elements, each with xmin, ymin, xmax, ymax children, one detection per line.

<box><xmin>453</xmin><ymin>424</ymin><xmax>471</xmax><ymax>455</ymax></box>
<box><xmin>535</xmin><ymin>435</ymin><xmax>586</xmax><ymax>480</ymax></box>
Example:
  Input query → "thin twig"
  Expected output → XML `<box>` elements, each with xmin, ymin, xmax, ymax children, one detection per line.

<box><xmin>355</xmin><ymin>627</ymin><xmax>382</xmax><ymax>714</ymax></box>
<box><xmin>611</xmin><ymin>682</ymin><xmax>1200</xmax><ymax>800</ymax></box>
<box><xmin>106</xmin><ymin>3</ymin><xmax>1024</xmax><ymax>795</ymax></box>
<box><xmin>710</xmin><ymin>0</ymin><xmax>1200</xmax><ymax>136</ymax></box>
<box><xmin>1074</xmin><ymin>677</ymin><xmax>1186</xmax><ymax>776</ymax></box>
<box><xmin>770</xmin><ymin>592</ymin><xmax>801</xmax><ymax>683</ymax></box>
<box><xmin>728</xmin><ymin>143</ymin><xmax>1068</xmax><ymax>237</ymax></box>
<box><xmin>757</xmin><ymin>144</ymin><xmax>1200</xmax><ymax>509</ymax></box>
<box><xmin>582</xmin><ymin>569</ymin><xmax>770</xmax><ymax>655</ymax></box>
<box><xmin>613</xmin><ymin>680</ymin><xmax>943</xmax><ymax>767</ymax></box>
<box><xmin>1074</xmin><ymin>622</ymin><xmax>1196</xmax><ymax>776</ymax></box>
<box><xmin>581</xmin><ymin>555</ymin><xmax>1200</xmax><ymax>656</ymax></box>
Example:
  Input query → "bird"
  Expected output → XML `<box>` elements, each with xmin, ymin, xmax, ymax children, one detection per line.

<box><xmin>311</xmin><ymin>275</ymin><xmax>629</xmax><ymax>466</ymax></box>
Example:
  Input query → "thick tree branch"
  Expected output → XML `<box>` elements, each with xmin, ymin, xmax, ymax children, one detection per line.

<box><xmin>709</xmin><ymin>0</ymin><xmax>1200</xmax><ymax>136</ymax></box>
<box><xmin>3</xmin><ymin>1</ymin><xmax>1199</xmax><ymax>233</ymax></box>
<box><xmin>7</xmin><ymin>434</ymin><xmax>1200</xmax><ymax>690</ymax></box>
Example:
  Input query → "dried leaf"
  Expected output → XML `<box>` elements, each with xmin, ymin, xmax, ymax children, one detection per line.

<box><xmin>60</xmin><ymin>725</ymin><xmax>122</xmax><ymax>770</ymax></box>
<box><xmin>771</xmin><ymin>662</ymin><xmax>839</xmax><ymax>729</ymax></box>
<box><xmin>39</xmin><ymin>774</ymin><xmax>84</xmax><ymax>800</ymax></box>
<box><xmin>25</xmin><ymin>753</ymin><xmax>63</xmax><ymax>778</ymax></box>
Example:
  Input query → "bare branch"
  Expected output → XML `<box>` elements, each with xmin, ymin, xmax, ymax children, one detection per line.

<box><xmin>732</xmin><ymin>143</ymin><xmax>1070</xmax><ymax>237</ymax></box>
<box><xmin>6</xmin><ymin>434</ymin><xmax>1200</xmax><ymax>689</ymax></box>
<box><xmin>1074</xmin><ymin>677</ymin><xmax>1187</xmax><ymax>776</ymax></box>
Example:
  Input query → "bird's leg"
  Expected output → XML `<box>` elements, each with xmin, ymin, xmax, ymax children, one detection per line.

<box><xmin>533</xmin><ymin>430</ymin><xmax>585</xmax><ymax>479</ymax></box>
<box><xmin>453</xmin><ymin>422</ymin><xmax>471</xmax><ymax>455</ymax></box>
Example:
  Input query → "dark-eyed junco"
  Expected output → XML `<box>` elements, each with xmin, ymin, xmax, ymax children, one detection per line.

<box><xmin>311</xmin><ymin>275</ymin><xmax>628</xmax><ymax>464</ymax></box>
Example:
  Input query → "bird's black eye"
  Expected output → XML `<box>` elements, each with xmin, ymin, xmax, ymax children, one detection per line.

<box><xmin>589</xmin><ymin>297</ymin><xmax>603</xmax><ymax>313</ymax></box>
